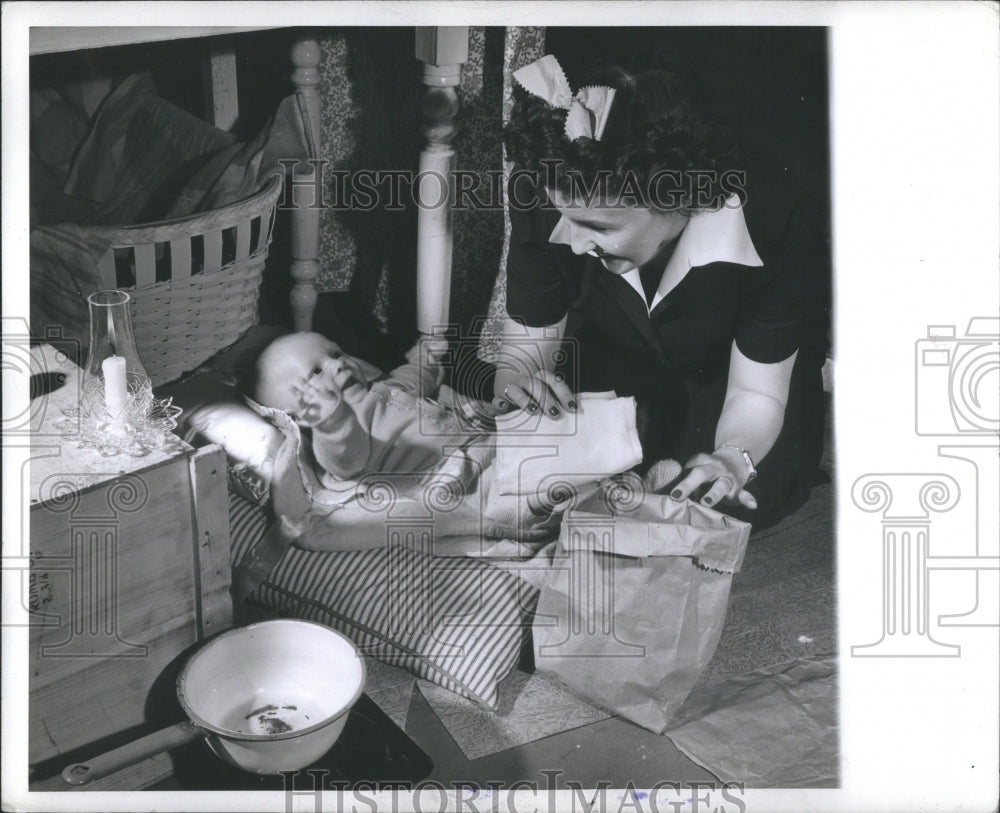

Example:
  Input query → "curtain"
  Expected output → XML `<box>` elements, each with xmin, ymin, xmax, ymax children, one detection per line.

<box><xmin>316</xmin><ymin>27</ymin><xmax>422</xmax><ymax>335</ymax></box>
<box><xmin>477</xmin><ymin>26</ymin><xmax>546</xmax><ymax>361</ymax></box>
<box><xmin>315</xmin><ymin>27</ymin><xmax>545</xmax><ymax>357</ymax></box>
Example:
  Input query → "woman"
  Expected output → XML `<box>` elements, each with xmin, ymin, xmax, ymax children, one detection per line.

<box><xmin>495</xmin><ymin>55</ymin><xmax>830</xmax><ymax>529</ymax></box>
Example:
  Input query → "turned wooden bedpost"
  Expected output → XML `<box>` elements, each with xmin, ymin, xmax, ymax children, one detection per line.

<box><xmin>290</xmin><ymin>36</ymin><xmax>322</xmax><ymax>332</ymax></box>
<box><xmin>414</xmin><ymin>27</ymin><xmax>469</xmax><ymax>336</ymax></box>
<box><xmin>201</xmin><ymin>37</ymin><xmax>239</xmax><ymax>132</ymax></box>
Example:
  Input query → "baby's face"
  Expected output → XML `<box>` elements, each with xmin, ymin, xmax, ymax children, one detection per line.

<box><xmin>257</xmin><ymin>333</ymin><xmax>368</xmax><ymax>421</ymax></box>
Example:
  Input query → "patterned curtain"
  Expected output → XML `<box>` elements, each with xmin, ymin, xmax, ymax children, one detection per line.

<box><xmin>316</xmin><ymin>27</ymin><xmax>422</xmax><ymax>335</ymax></box>
<box><xmin>478</xmin><ymin>26</ymin><xmax>546</xmax><ymax>361</ymax></box>
<box><xmin>314</xmin><ymin>27</ymin><xmax>545</xmax><ymax>356</ymax></box>
<box><xmin>449</xmin><ymin>27</ymin><xmax>505</xmax><ymax>340</ymax></box>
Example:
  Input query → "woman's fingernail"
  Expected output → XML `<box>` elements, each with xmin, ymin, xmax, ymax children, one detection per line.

<box><xmin>548</xmin><ymin>406</ymin><xmax>561</xmax><ymax>417</ymax></box>
<box><xmin>526</xmin><ymin>403</ymin><xmax>539</xmax><ymax>414</ymax></box>
<box><xmin>702</xmin><ymin>497</ymin><xmax>714</xmax><ymax>506</ymax></box>
<box><xmin>567</xmin><ymin>400</ymin><xmax>578</xmax><ymax>411</ymax></box>
<box><xmin>747</xmin><ymin>498</ymin><xmax>758</xmax><ymax>509</ymax></box>
<box><xmin>670</xmin><ymin>489</ymin><xmax>683</xmax><ymax>499</ymax></box>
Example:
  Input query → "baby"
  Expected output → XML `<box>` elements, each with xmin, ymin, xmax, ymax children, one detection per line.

<box><xmin>254</xmin><ymin>331</ymin><xmax>472</xmax><ymax>489</ymax></box>
<box><xmin>253</xmin><ymin>331</ymin><xmax>648</xmax><ymax>548</ymax></box>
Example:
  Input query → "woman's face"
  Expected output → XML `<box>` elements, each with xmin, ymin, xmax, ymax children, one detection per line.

<box><xmin>547</xmin><ymin>188</ymin><xmax>689</xmax><ymax>275</ymax></box>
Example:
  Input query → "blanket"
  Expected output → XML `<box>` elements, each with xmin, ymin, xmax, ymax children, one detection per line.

<box><xmin>248</xmin><ymin>392</ymin><xmax>580</xmax><ymax>557</ymax></box>
<box><xmin>30</xmin><ymin>73</ymin><xmax>312</xmax><ymax>364</ymax></box>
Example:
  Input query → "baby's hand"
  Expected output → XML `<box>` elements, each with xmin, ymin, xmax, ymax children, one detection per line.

<box><xmin>292</xmin><ymin>378</ymin><xmax>349</xmax><ymax>426</ymax></box>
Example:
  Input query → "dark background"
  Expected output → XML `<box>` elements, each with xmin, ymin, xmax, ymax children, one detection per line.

<box><xmin>31</xmin><ymin>27</ymin><xmax>829</xmax><ymax>366</ymax></box>
<box><xmin>546</xmin><ymin>27</ymin><xmax>830</xmax><ymax>237</ymax></box>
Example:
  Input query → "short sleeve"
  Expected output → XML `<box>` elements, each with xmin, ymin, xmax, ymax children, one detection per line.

<box><xmin>505</xmin><ymin>205</ymin><xmax>570</xmax><ymax>327</ymax></box>
<box><xmin>734</xmin><ymin>263</ymin><xmax>802</xmax><ymax>364</ymax></box>
<box><xmin>735</xmin><ymin>192</ymin><xmax>830</xmax><ymax>364</ymax></box>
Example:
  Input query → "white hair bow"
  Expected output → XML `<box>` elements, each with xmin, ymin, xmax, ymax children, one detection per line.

<box><xmin>513</xmin><ymin>54</ymin><xmax>617</xmax><ymax>142</ymax></box>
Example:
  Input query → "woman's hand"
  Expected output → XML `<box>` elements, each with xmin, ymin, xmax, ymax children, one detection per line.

<box><xmin>670</xmin><ymin>447</ymin><xmax>758</xmax><ymax>510</ymax></box>
<box><xmin>495</xmin><ymin>370</ymin><xmax>578</xmax><ymax>418</ymax></box>
<box><xmin>669</xmin><ymin>343</ymin><xmax>794</xmax><ymax>511</ymax></box>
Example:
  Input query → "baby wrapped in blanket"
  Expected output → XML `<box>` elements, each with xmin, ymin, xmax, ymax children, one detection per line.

<box><xmin>253</xmin><ymin>332</ymin><xmax>644</xmax><ymax>551</ymax></box>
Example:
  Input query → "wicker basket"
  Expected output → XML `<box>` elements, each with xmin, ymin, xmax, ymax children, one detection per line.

<box><xmin>95</xmin><ymin>174</ymin><xmax>284</xmax><ymax>387</ymax></box>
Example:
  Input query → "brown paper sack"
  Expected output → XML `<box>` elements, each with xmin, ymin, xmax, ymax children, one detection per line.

<box><xmin>531</xmin><ymin>486</ymin><xmax>751</xmax><ymax>734</ymax></box>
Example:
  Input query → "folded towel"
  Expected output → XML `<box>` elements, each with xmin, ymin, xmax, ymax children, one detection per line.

<box><xmin>494</xmin><ymin>392</ymin><xmax>644</xmax><ymax>497</ymax></box>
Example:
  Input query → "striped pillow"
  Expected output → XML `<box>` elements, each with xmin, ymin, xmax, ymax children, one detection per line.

<box><xmin>228</xmin><ymin>494</ymin><xmax>536</xmax><ymax>709</ymax></box>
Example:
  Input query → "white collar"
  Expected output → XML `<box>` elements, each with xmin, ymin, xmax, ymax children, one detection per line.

<box><xmin>610</xmin><ymin>195</ymin><xmax>763</xmax><ymax>314</ymax></box>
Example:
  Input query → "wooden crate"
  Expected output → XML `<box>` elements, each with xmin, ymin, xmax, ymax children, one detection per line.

<box><xmin>26</xmin><ymin>347</ymin><xmax>232</xmax><ymax>786</ymax></box>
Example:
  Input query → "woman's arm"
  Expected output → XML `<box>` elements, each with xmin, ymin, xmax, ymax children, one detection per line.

<box><xmin>716</xmin><ymin>343</ymin><xmax>796</xmax><ymax>462</ymax></box>
<box><xmin>671</xmin><ymin>342</ymin><xmax>796</xmax><ymax>509</ymax></box>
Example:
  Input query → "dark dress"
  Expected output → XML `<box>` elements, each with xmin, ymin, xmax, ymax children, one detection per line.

<box><xmin>504</xmin><ymin>160</ymin><xmax>831</xmax><ymax>529</ymax></box>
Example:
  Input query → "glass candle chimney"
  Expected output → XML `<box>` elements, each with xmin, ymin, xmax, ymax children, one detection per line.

<box><xmin>82</xmin><ymin>290</ymin><xmax>152</xmax><ymax>433</ymax></box>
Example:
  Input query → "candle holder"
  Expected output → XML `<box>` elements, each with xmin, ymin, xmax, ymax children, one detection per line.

<box><xmin>58</xmin><ymin>290</ymin><xmax>183</xmax><ymax>457</ymax></box>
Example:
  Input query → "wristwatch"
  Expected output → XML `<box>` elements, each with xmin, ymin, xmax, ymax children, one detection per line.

<box><xmin>721</xmin><ymin>444</ymin><xmax>757</xmax><ymax>483</ymax></box>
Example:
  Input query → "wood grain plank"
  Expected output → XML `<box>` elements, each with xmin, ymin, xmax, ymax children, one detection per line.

<box><xmin>188</xmin><ymin>446</ymin><xmax>233</xmax><ymax>639</ymax></box>
<box><xmin>30</xmin><ymin>752</ymin><xmax>174</xmax><ymax>791</ymax></box>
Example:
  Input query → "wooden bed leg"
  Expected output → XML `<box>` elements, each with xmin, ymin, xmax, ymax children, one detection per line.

<box><xmin>414</xmin><ymin>27</ymin><xmax>469</xmax><ymax>336</ymax></box>
<box><xmin>201</xmin><ymin>37</ymin><xmax>239</xmax><ymax>132</ymax></box>
<box><xmin>290</xmin><ymin>36</ymin><xmax>322</xmax><ymax>332</ymax></box>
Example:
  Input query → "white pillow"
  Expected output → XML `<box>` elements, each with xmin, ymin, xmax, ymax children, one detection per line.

<box><xmin>159</xmin><ymin>371</ymin><xmax>283</xmax><ymax>503</ymax></box>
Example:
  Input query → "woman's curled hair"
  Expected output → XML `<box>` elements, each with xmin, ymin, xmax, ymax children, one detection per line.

<box><xmin>503</xmin><ymin>64</ymin><xmax>742</xmax><ymax>212</ymax></box>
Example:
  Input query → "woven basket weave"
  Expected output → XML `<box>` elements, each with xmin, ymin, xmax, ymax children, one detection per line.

<box><xmin>95</xmin><ymin>175</ymin><xmax>284</xmax><ymax>387</ymax></box>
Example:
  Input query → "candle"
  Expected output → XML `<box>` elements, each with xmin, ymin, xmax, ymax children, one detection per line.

<box><xmin>102</xmin><ymin>355</ymin><xmax>128</xmax><ymax>427</ymax></box>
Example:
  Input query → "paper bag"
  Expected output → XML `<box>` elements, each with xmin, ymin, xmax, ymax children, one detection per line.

<box><xmin>531</xmin><ymin>487</ymin><xmax>751</xmax><ymax>734</ymax></box>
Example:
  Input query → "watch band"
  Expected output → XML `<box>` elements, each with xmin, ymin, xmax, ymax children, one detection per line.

<box><xmin>720</xmin><ymin>444</ymin><xmax>757</xmax><ymax>483</ymax></box>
